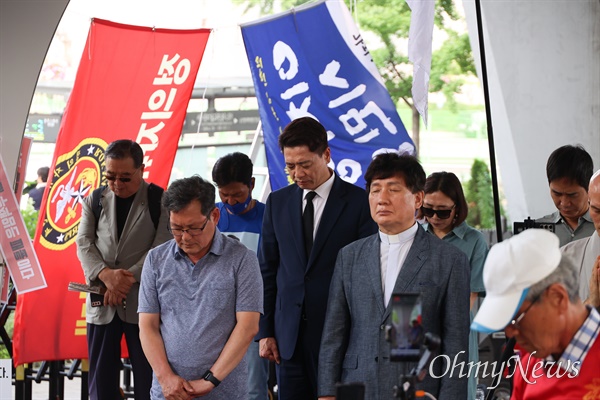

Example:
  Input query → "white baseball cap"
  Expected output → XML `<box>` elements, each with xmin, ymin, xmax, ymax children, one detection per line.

<box><xmin>471</xmin><ymin>229</ymin><xmax>561</xmax><ymax>333</ymax></box>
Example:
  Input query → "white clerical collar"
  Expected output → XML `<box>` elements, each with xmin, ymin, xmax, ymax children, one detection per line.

<box><xmin>379</xmin><ymin>222</ymin><xmax>418</xmax><ymax>244</ymax></box>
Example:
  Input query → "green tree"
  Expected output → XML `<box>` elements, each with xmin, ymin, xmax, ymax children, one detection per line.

<box><xmin>233</xmin><ymin>0</ymin><xmax>476</xmax><ymax>153</ymax></box>
<box><xmin>466</xmin><ymin>159</ymin><xmax>496</xmax><ymax>229</ymax></box>
<box><xmin>21</xmin><ymin>200</ymin><xmax>40</xmax><ymax>239</ymax></box>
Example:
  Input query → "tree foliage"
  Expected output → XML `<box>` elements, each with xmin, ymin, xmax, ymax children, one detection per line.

<box><xmin>21</xmin><ymin>200</ymin><xmax>40</xmax><ymax>240</ymax></box>
<box><xmin>233</xmin><ymin>0</ymin><xmax>476</xmax><ymax>153</ymax></box>
<box><xmin>465</xmin><ymin>159</ymin><xmax>496</xmax><ymax>229</ymax></box>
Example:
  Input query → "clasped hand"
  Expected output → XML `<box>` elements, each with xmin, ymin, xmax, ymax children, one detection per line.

<box><xmin>160</xmin><ymin>374</ymin><xmax>215</xmax><ymax>400</ymax></box>
<box><xmin>98</xmin><ymin>268</ymin><xmax>135</xmax><ymax>307</ymax></box>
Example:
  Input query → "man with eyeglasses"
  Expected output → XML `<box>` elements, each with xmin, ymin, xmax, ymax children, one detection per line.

<box><xmin>319</xmin><ymin>153</ymin><xmax>470</xmax><ymax>400</ymax></box>
<box><xmin>77</xmin><ymin>139</ymin><xmax>171</xmax><ymax>400</ymax></box>
<box><xmin>472</xmin><ymin>229</ymin><xmax>600</xmax><ymax>399</ymax></box>
<box><xmin>138</xmin><ymin>175</ymin><xmax>263</xmax><ymax>399</ymax></box>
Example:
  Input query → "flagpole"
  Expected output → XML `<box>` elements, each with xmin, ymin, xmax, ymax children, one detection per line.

<box><xmin>474</xmin><ymin>0</ymin><xmax>503</xmax><ymax>244</ymax></box>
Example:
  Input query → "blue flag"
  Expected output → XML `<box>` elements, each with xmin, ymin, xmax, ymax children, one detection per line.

<box><xmin>241</xmin><ymin>0</ymin><xmax>415</xmax><ymax>191</ymax></box>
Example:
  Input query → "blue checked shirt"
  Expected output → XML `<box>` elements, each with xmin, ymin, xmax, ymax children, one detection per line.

<box><xmin>545</xmin><ymin>306</ymin><xmax>600</xmax><ymax>374</ymax></box>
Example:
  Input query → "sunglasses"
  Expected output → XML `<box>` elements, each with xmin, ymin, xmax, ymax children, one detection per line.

<box><xmin>104</xmin><ymin>167</ymin><xmax>140</xmax><ymax>183</ymax></box>
<box><xmin>105</xmin><ymin>176</ymin><xmax>133</xmax><ymax>183</ymax></box>
<box><xmin>421</xmin><ymin>205</ymin><xmax>455</xmax><ymax>220</ymax></box>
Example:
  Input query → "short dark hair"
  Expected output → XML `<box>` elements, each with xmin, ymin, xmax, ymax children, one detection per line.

<box><xmin>105</xmin><ymin>139</ymin><xmax>144</xmax><ymax>169</ymax></box>
<box><xmin>212</xmin><ymin>152</ymin><xmax>253</xmax><ymax>187</ymax></box>
<box><xmin>546</xmin><ymin>145</ymin><xmax>593</xmax><ymax>190</ymax></box>
<box><xmin>424</xmin><ymin>172</ymin><xmax>469</xmax><ymax>226</ymax></box>
<box><xmin>37</xmin><ymin>167</ymin><xmax>49</xmax><ymax>182</ymax></box>
<box><xmin>278</xmin><ymin>117</ymin><xmax>328</xmax><ymax>155</ymax></box>
<box><xmin>364</xmin><ymin>153</ymin><xmax>425</xmax><ymax>193</ymax></box>
<box><xmin>163</xmin><ymin>175</ymin><xmax>215</xmax><ymax>215</ymax></box>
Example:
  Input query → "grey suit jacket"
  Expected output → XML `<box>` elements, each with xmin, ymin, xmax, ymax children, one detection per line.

<box><xmin>561</xmin><ymin>233</ymin><xmax>599</xmax><ymax>301</ymax></box>
<box><xmin>76</xmin><ymin>181</ymin><xmax>171</xmax><ymax>325</ymax></box>
<box><xmin>319</xmin><ymin>225</ymin><xmax>470</xmax><ymax>400</ymax></box>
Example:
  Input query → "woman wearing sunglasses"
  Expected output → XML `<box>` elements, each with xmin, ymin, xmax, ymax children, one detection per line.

<box><xmin>421</xmin><ymin>171</ymin><xmax>489</xmax><ymax>400</ymax></box>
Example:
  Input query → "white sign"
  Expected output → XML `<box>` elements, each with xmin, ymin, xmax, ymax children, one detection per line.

<box><xmin>0</xmin><ymin>359</ymin><xmax>11</xmax><ymax>399</ymax></box>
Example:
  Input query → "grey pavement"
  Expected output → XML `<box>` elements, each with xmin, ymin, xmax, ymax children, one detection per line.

<box><xmin>30</xmin><ymin>377</ymin><xmax>83</xmax><ymax>400</ymax></box>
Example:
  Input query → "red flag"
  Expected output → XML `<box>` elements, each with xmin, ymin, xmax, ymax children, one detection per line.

<box><xmin>13</xmin><ymin>19</ymin><xmax>210</xmax><ymax>365</ymax></box>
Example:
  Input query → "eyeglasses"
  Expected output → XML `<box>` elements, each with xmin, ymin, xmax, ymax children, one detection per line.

<box><xmin>168</xmin><ymin>215</ymin><xmax>211</xmax><ymax>237</ymax></box>
<box><xmin>509</xmin><ymin>294</ymin><xmax>541</xmax><ymax>329</ymax></box>
<box><xmin>104</xmin><ymin>167</ymin><xmax>140</xmax><ymax>183</ymax></box>
<box><xmin>420</xmin><ymin>205</ymin><xmax>456</xmax><ymax>219</ymax></box>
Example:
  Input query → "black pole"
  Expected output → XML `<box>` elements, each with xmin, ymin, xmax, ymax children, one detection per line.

<box><xmin>474</xmin><ymin>0</ymin><xmax>503</xmax><ymax>244</ymax></box>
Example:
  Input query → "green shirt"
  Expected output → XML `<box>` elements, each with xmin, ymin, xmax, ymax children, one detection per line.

<box><xmin>424</xmin><ymin>221</ymin><xmax>488</xmax><ymax>293</ymax></box>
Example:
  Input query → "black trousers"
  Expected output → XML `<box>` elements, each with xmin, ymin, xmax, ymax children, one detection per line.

<box><xmin>87</xmin><ymin>314</ymin><xmax>152</xmax><ymax>400</ymax></box>
<box><xmin>276</xmin><ymin>319</ymin><xmax>318</xmax><ymax>400</ymax></box>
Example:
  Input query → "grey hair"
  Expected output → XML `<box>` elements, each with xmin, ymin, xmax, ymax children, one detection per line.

<box><xmin>162</xmin><ymin>175</ymin><xmax>215</xmax><ymax>215</ymax></box>
<box><xmin>526</xmin><ymin>254</ymin><xmax>580</xmax><ymax>303</ymax></box>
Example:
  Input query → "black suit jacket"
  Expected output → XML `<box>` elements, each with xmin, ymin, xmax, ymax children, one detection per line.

<box><xmin>258</xmin><ymin>174</ymin><xmax>377</xmax><ymax>359</ymax></box>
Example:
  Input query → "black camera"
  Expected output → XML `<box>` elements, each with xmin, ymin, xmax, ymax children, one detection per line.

<box><xmin>513</xmin><ymin>217</ymin><xmax>555</xmax><ymax>235</ymax></box>
<box><xmin>387</xmin><ymin>293</ymin><xmax>441</xmax><ymax>399</ymax></box>
<box><xmin>388</xmin><ymin>293</ymin><xmax>425</xmax><ymax>362</ymax></box>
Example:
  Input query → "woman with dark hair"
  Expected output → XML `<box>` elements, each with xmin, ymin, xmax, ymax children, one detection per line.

<box><xmin>422</xmin><ymin>171</ymin><xmax>488</xmax><ymax>400</ymax></box>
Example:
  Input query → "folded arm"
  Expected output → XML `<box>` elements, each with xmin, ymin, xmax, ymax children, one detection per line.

<box><xmin>187</xmin><ymin>311</ymin><xmax>260</xmax><ymax>396</ymax></box>
<box><xmin>139</xmin><ymin>312</ymin><xmax>193</xmax><ymax>400</ymax></box>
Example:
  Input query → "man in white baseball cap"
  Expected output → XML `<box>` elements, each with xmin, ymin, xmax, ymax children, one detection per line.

<box><xmin>472</xmin><ymin>229</ymin><xmax>600</xmax><ymax>399</ymax></box>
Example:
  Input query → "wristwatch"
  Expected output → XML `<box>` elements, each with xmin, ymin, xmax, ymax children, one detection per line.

<box><xmin>202</xmin><ymin>369</ymin><xmax>221</xmax><ymax>387</ymax></box>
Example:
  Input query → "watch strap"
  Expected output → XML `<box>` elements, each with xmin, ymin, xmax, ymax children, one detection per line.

<box><xmin>202</xmin><ymin>369</ymin><xmax>221</xmax><ymax>387</ymax></box>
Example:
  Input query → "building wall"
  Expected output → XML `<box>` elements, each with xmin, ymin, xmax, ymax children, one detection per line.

<box><xmin>0</xmin><ymin>0</ymin><xmax>69</xmax><ymax>183</ymax></box>
<box><xmin>463</xmin><ymin>0</ymin><xmax>600</xmax><ymax>223</ymax></box>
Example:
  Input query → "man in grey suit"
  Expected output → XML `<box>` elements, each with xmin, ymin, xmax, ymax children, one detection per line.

<box><xmin>318</xmin><ymin>153</ymin><xmax>471</xmax><ymax>400</ymax></box>
<box><xmin>76</xmin><ymin>139</ymin><xmax>171</xmax><ymax>400</ymax></box>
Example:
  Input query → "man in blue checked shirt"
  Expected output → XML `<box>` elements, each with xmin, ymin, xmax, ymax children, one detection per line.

<box><xmin>472</xmin><ymin>229</ymin><xmax>600</xmax><ymax>399</ymax></box>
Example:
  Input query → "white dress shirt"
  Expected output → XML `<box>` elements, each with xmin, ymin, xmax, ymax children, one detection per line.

<box><xmin>379</xmin><ymin>223</ymin><xmax>418</xmax><ymax>307</ymax></box>
<box><xmin>302</xmin><ymin>170</ymin><xmax>335</xmax><ymax>240</ymax></box>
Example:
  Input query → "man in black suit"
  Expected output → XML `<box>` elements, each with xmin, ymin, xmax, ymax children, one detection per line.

<box><xmin>258</xmin><ymin>117</ymin><xmax>378</xmax><ymax>400</ymax></box>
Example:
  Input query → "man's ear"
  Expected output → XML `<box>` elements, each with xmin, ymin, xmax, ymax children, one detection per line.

<box><xmin>322</xmin><ymin>147</ymin><xmax>331</xmax><ymax>163</ymax></box>
<box><xmin>545</xmin><ymin>283</ymin><xmax>569</xmax><ymax>312</ymax></box>
<box><xmin>211</xmin><ymin>206</ymin><xmax>221</xmax><ymax>226</ymax></box>
<box><xmin>414</xmin><ymin>190</ymin><xmax>424</xmax><ymax>210</ymax></box>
